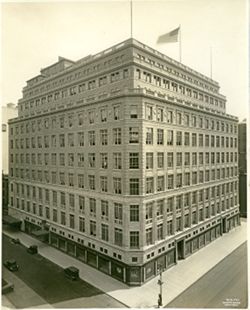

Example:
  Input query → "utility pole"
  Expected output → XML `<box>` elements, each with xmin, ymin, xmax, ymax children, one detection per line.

<box><xmin>157</xmin><ymin>264</ymin><xmax>164</xmax><ymax>307</ymax></box>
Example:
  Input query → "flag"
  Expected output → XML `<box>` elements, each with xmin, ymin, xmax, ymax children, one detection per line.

<box><xmin>157</xmin><ymin>27</ymin><xmax>180</xmax><ymax>44</ymax></box>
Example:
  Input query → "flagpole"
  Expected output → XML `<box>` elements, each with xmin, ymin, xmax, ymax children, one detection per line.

<box><xmin>210</xmin><ymin>46</ymin><xmax>213</xmax><ymax>79</ymax></box>
<box><xmin>130</xmin><ymin>0</ymin><xmax>133</xmax><ymax>38</ymax></box>
<box><xmin>179</xmin><ymin>24</ymin><xmax>182</xmax><ymax>63</ymax></box>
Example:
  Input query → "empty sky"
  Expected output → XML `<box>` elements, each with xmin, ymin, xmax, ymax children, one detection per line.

<box><xmin>1</xmin><ymin>0</ymin><xmax>248</xmax><ymax>121</ymax></box>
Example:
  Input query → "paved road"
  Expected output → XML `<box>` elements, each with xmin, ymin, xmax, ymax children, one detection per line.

<box><xmin>2</xmin><ymin>234</ymin><xmax>126</xmax><ymax>308</ymax></box>
<box><xmin>166</xmin><ymin>241</ymin><xmax>248</xmax><ymax>308</ymax></box>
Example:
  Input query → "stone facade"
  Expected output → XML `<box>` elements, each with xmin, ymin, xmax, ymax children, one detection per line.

<box><xmin>8</xmin><ymin>38</ymin><xmax>239</xmax><ymax>285</ymax></box>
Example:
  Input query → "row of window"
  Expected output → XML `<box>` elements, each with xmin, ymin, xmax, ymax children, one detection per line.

<box><xmin>144</xmin><ymin>105</ymin><xmax>236</xmax><ymax>133</ymax></box>
<box><xmin>21</xmin><ymin>68</ymin><xmax>130</xmax><ymax>111</ymax></box>
<box><xmin>13</xmin><ymin>105</ymin><xmax>237</xmax><ymax>134</ymax></box>
<box><xmin>136</xmin><ymin>53</ymin><xmax>218</xmax><ymax>94</ymax></box>
<box><xmin>10</xmin><ymin>129</ymin><xmax>238</xmax><ymax>149</ymax></box>
<box><xmin>11</xmin><ymin>197</ymin><xmax>237</xmax><ymax>248</ymax></box>
<box><xmin>11</xmin><ymin>151</ymin><xmax>238</xmax><ymax>169</ymax></box>
<box><xmin>136</xmin><ymin>68</ymin><xmax>225</xmax><ymax>108</ymax></box>
<box><xmin>11</xmin><ymin>163</ymin><xmax>237</xmax><ymax>193</ymax></box>
<box><xmin>13</xmin><ymin>181</ymin><xmax>237</xmax><ymax>214</ymax></box>
<box><xmin>15</xmin><ymin>104</ymin><xmax>138</xmax><ymax>133</ymax></box>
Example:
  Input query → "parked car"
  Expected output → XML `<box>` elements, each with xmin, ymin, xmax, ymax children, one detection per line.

<box><xmin>27</xmin><ymin>245</ymin><xmax>38</xmax><ymax>254</ymax></box>
<box><xmin>4</xmin><ymin>260</ymin><xmax>19</xmax><ymax>272</ymax></box>
<box><xmin>64</xmin><ymin>266</ymin><xmax>79</xmax><ymax>280</ymax></box>
<box><xmin>2</xmin><ymin>279</ymin><xmax>14</xmax><ymax>294</ymax></box>
<box><xmin>11</xmin><ymin>238</ymin><xmax>21</xmax><ymax>244</ymax></box>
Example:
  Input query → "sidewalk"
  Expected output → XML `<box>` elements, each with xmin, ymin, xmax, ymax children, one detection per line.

<box><xmin>3</xmin><ymin>220</ymin><xmax>247</xmax><ymax>308</ymax></box>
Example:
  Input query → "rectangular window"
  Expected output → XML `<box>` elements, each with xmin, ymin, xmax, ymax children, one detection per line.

<box><xmin>184</xmin><ymin>132</ymin><xmax>190</xmax><ymax>146</ymax></box>
<box><xmin>129</xmin><ymin>127</ymin><xmax>139</xmax><ymax>143</ymax></box>
<box><xmin>176</xmin><ymin>174</ymin><xmax>182</xmax><ymax>188</ymax></box>
<box><xmin>113</xmin><ymin>153</ymin><xmax>122</xmax><ymax>169</ymax></box>
<box><xmin>146</xmin><ymin>153</ymin><xmax>153</xmax><ymax>169</ymax></box>
<box><xmin>114</xmin><ymin>228</ymin><xmax>123</xmax><ymax>246</ymax></box>
<box><xmin>100</xmin><ymin>153</ymin><xmax>108</xmax><ymax>169</ymax></box>
<box><xmin>146</xmin><ymin>177</ymin><xmax>154</xmax><ymax>194</ymax></box>
<box><xmin>88</xmin><ymin>131</ymin><xmax>95</xmax><ymax>146</ymax></box>
<box><xmin>176</xmin><ymin>152</ymin><xmax>182</xmax><ymax>167</ymax></box>
<box><xmin>100</xmin><ymin>108</ymin><xmax>107</xmax><ymax>122</ymax></box>
<box><xmin>100</xmin><ymin>129</ymin><xmax>108</xmax><ymax>145</ymax></box>
<box><xmin>130</xmin><ymin>178</ymin><xmax>139</xmax><ymax>195</ymax></box>
<box><xmin>101</xmin><ymin>200</ymin><xmax>109</xmax><ymax>220</ymax></box>
<box><xmin>90</xmin><ymin>220</ymin><xmax>96</xmax><ymax>236</ymax></box>
<box><xmin>69</xmin><ymin>214</ymin><xmax>75</xmax><ymax>229</ymax></box>
<box><xmin>157</xmin><ymin>129</ymin><xmax>164</xmax><ymax>145</ymax></box>
<box><xmin>167</xmin><ymin>174</ymin><xmax>174</xmax><ymax>189</ymax></box>
<box><xmin>79</xmin><ymin>217</ymin><xmax>85</xmax><ymax>232</ymax></box>
<box><xmin>167</xmin><ymin>153</ymin><xmax>174</xmax><ymax>168</ymax></box>
<box><xmin>129</xmin><ymin>153</ymin><xmax>139</xmax><ymax>169</ymax></box>
<box><xmin>113</xmin><ymin>128</ymin><xmax>122</xmax><ymax>144</ymax></box>
<box><xmin>176</xmin><ymin>131</ymin><xmax>182</xmax><ymax>146</ymax></box>
<box><xmin>77</xmin><ymin>132</ymin><xmax>84</xmax><ymax>146</ymax></box>
<box><xmin>100</xmin><ymin>176</ymin><xmax>108</xmax><ymax>192</ymax></box>
<box><xmin>146</xmin><ymin>105</ymin><xmax>153</xmax><ymax>120</ymax></box>
<box><xmin>146</xmin><ymin>128</ymin><xmax>153</xmax><ymax>144</ymax></box>
<box><xmin>157</xmin><ymin>107</ymin><xmax>164</xmax><ymax>122</ymax></box>
<box><xmin>157</xmin><ymin>176</ymin><xmax>164</xmax><ymax>191</ymax></box>
<box><xmin>130</xmin><ymin>105</ymin><xmax>138</xmax><ymax>119</ymax></box>
<box><xmin>88</xmin><ymin>175</ymin><xmax>95</xmax><ymax>190</ymax></box>
<box><xmin>114</xmin><ymin>203</ymin><xmax>123</xmax><ymax>224</ymax></box>
<box><xmin>146</xmin><ymin>228</ymin><xmax>153</xmax><ymax>245</ymax></box>
<box><xmin>184</xmin><ymin>152</ymin><xmax>190</xmax><ymax>166</ymax></box>
<box><xmin>78</xmin><ymin>174</ymin><xmax>84</xmax><ymax>189</ymax></box>
<box><xmin>130</xmin><ymin>205</ymin><xmax>139</xmax><ymax>222</ymax></box>
<box><xmin>114</xmin><ymin>105</ymin><xmax>121</xmax><ymax>120</ymax></box>
<box><xmin>113</xmin><ymin>177</ymin><xmax>122</xmax><ymax>194</ymax></box>
<box><xmin>130</xmin><ymin>231</ymin><xmax>139</xmax><ymax>249</ymax></box>
<box><xmin>157</xmin><ymin>152</ymin><xmax>164</xmax><ymax>168</ymax></box>
<box><xmin>78</xmin><ymin>153</ymin><xmax>84</xmax><ymax>167</ymax></box>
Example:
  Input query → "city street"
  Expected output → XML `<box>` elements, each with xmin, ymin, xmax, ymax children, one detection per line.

<box><xmin>2</xmin><ymin>234</ymin><xmax>126</xmax><ymax>308</ymax></box>
<box><xmin>166</xmin><ymin>241</ymin><xmax>248</xmax><ymax>308</ymax></box>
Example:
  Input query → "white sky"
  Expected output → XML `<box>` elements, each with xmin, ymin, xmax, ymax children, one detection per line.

<box><xmin>1</xmin><ymin>0</ymin><xmax>248</xmax><ymax>121</ymax></box>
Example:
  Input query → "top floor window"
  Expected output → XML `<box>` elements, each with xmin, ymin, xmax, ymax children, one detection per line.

<box><xmin>146</xmin><ymin>105</ymin><xmax>153</xmax><ymax>120</ymax></box>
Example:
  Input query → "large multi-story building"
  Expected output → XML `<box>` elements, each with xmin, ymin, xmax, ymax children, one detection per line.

<box><xmin>8</xmin><ymin>38</ymin><xmax>239</xmax><ymax>285</ymax></box>
<box><xmin>238</xmin><ymin>120</ymin><xmax>247</xmax><ymax>218</ymax></box>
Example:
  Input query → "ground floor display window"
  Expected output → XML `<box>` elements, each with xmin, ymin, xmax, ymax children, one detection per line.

<box><xmin>76</xmin><ymin>246</ymin><xmax>86</xmax><ymax>262</ymax></box>
<box><xmin>67</xmin><ymin>241</ymin><xmax>75</xmax><ymax>256</ymax></box>
<box><xmin>185</xmin><ymin>241</ymin><xmax>191</xmax><ymax>256</ymax></box>
<box><xmin>166</xmin><ymin>249</ymin><xmax>175</xmax><ymax>266</ymax></box>
<box><xmin>145</xmin><ymin>260</ymin><xmax>155</xmax><ymax>280</ymax></box>
<box><xmin>199</xmin><ymin>234</ymin><xmax>205</xmax><ymax>248</ymax></box>
<box><xmin>87</xmin><ymin>251</ymin><xmax>97</xmax><ymax>267</ymax></box>
<box><xmin>50</xmin><ymin>234</ymin><xmax>58</xmax><ymax>247</ymax></box>
<box><xmin>205</xmin><ymin>230</ymin><xmax>211</xmax><ymax>243</ymax></box>
<box><xmin>111</xmin><ymin>261</ymin><xmax>124</xmax><ymax>281</ymax></box>
<box><xmin>58</xmin><ymin>238</ymin><xmax>66</xmax><ymax>251</ymax></box>
<box><xmin>127</xmin><ymin>267</ymin><xmax>141</xmax><ymax>283</ymax></box>
<box><xmin>192</xmin><ymin>237</ymin><xmax>198</xmax><ymax>252</ymax></box>
<box><xmin>98</xmin><ymin>256</ymin><xmax>110</xmax><ymax>274</ymax></box>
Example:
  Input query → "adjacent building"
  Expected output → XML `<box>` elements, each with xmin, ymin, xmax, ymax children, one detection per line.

<box><xmin>238</xmin><ymin>120</ymin><xmax>247</xmax><ymax>217</ymax></box>
<box><xmin>2</xmin><ymin>103</ymin><xmax>18</xmax><ymax>174</ymax></box>
<box><xmin>2</xmin><ymin>103</ymin><xmax>18</xmax><ymax>215</ymax></box>
<box><xmin>8</xmin><ymin>38</ymin><xmax>239</xmax><ymax>285</ymax></box>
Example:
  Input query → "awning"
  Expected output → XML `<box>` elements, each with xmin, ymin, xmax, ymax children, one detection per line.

<box><xmin>32</xmin><ymin>230</ymin><xmax>49</xmax><ymax>237</ymax></box>
<box><xmin>3</xmin><ymin>215</ymin><xmax>22</xmax><ymax>226</ymax></box>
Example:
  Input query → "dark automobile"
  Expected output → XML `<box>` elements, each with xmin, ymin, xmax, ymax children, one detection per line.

<box><xmin>11</xmin><ymin>238</ymin><xmax>21</xmax><ymax>244</ymax></box>
<box><xmin>4</xmin><ymin>260</ymin><xmax>19</xmax><ymax>272</ymax></box>
<box><xmin>64</xmin><ymin>266</ymin><xmax>79</xmax><ymax>280</ymax></box>
<box><xmin>27</xmin><ymin>245</ymin><xmax>38</xmax><ymax>254</ymax></box>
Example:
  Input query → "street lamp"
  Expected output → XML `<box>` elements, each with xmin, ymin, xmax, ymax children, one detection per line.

<box><xmin>157</xmin><ymin>264</ymin><xmax>164</xmax><ymax>307</ymax></box>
